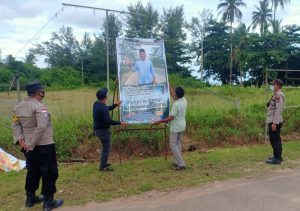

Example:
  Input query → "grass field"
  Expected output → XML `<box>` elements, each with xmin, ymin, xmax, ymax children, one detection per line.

<box><xmin>1</xmin><ymin>141</ymin><xmax>300</xmax><ymax>211</ymax></box>
<box><xmin>0</xmin><ymin>85</ymin><xmax>300</xmax><ymax>159</ymax></box>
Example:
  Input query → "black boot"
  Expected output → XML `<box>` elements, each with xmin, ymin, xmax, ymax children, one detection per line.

<box><xmin>25</xmin><ymin>193</ymin><xmax>44</xmax><ymax>207</ymax></box>
<box><xmin>43</xmin><ymin>196</ymin><xmax>63</xmax><ymax>211</ymax></box>
<box><xmin>265</xmin><ymin>158</ymin><xmax>281</xmax><ymax>165</ymax></box>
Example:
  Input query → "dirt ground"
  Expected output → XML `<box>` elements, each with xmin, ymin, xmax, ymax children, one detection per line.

<box><xmin>58</xmin><ymin>167</ymin><xmax>300</xmax><ymax>211</ymax></box>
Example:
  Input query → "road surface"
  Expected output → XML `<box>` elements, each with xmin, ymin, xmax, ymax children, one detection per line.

<box><xmin>59</xmin><ymin>168</ymin><xmax>300</xmax><ymax>211</ymax></box>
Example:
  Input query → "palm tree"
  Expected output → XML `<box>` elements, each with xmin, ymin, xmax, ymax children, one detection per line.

<box><xmin>271</xmin><ymin>0</ymin><xmax>290</xmax><ymax>23</ymax></box>
<box><xmin>217</xmin><ymin>0</ymin><xmax>247</xmax><ymax>85</ymax></box>
<box><xmin>233</xmin><ymin>23</ymin><xmax>248</xmax><ymax>86</ymax></box>
<box><xmin>251</xmin><ymin>0</ymin><xmax>272</xmax><ymax>35</ymax></box>
<box><xmin>270</xmin><ymin>19</ymin><xmax>282</xmax><ymax>33</ymax></box>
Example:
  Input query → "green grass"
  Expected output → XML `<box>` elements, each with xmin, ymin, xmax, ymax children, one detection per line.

<box><xmin>1</xmin><ymin>140</ymin><xmax>300</xmax><ymax>211</ymax></box>
<box><xmin>0</xmin><ymin>85</ymin><xmax>300</xmax><ymax>160</ymax></box>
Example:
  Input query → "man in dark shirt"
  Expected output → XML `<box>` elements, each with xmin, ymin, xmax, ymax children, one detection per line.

<box><xmin>93</xmin><ymin>88</ymin><xmax>125</xmax><ymax>171</ymax></box>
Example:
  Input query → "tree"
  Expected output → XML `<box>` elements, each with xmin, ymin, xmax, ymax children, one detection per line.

<box><xmin>102</xmin><ymin>13</ymin><xmax>122</xmax><ymax>76</ymax></box>
<box><xmin>125</xmin><ymin>1</ymin><xmax>159</xmax><ymax>38</ymax></box>
<box><xmin>270</xmin><ymin>0</ymin><xmax>290</xmax><ymax>25</ymax></box>
<box><xmin>251</xmin><ymin>0</ymin><xmax>272</xmax><ymax>35</ymax></box>
<box><xmin>33</xmin><ymin>26</ymin><xmax>80</xmax><ymax>68</ymax></box>
<box><xmin>203</xmin><ymin>19</ymin><xmax>233</xmax><ymax>84</ymax></box>
<box><xmin>241</xmin><ymin>33</ymin><xmax>288</xmax><ymax>85</ymax></box>
<box><xmin>24</xmin><ymin>51</ymin><xmax>36</xmax><ymax>65</ymax></box>
<box><xmin>217</xmin><ymin>0</ymin><xmax>247</xmax><ymax>84</ymax></box>
<box><xmin>189</xmin><ymin>9</ymin><xmax>213</xmax><ymax>80</ymax></box>
<box><xmin>270</xmin><ymin>19</ymin><xmax>282</xmax><ymax>33</ymax></box>
<box><xmin>160</xmin><ymin>6</ymin><xmax>191</xmax><ymax>74</ymax></box>
<box><xmin>232</xmin><ymin>23</ymin><xmax>249</xmax><ymax>85</ymax></box>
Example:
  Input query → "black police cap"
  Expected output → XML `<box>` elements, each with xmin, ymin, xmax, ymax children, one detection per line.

<box><xmin>96</xmin><ymin>88</ymin><xmax>108</xmax><ymax>100</ymax></box>
<box><xmin>25</xmin><ymin>82</ymin><xmax>43</xmax><ymax>96</ymax></box>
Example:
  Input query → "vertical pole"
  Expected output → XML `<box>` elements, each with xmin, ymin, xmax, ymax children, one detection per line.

<box><xmin>118</xmin><ymin>129</ymin><xmax>121</xmax><ymax>163</ymax></box>
<box><xmin>16</xmin><ymin>77</ymin><xmax>21</xmax><ymax>103</ymax></box>
<box><xmin>265</xmin><ymin>68</ymin><xmax>268</xmax><ymax>86</ymax></box>
<box><xmin>265</xmin><ymin>70</ymin><xmax>268</xmax><ymax>142</ymax></box>
<box><xmin>106</xmin><ymin>10</ymin><xmax>110</xmax><ymax>92</ymax></box>
<box><xmin>81</xmin><ymin>58</ymin><xmax>84</xmax><ymax>86</ymax></box>
<box><xmin>230</xmin><ymin>22</ymin><xmax>233</xmax><ymax>85</ymax></box>
<box><xmin>201</xmin><ymin>28</ymin><xmax>204</xmax><ymax>81</ymax></box>
<box><xmin>164</xmin><ymin>124</ymin><xmax>167</xmax><ymax>160</ymax></box>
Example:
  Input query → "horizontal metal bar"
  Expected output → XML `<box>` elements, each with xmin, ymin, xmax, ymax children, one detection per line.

<box><xmin>62</xmin><ymin>3</ymin><xmax>144</xmax><ymax>16</ymax></box>
<box><xmin>116</xmin><ymin>127</ymin><xmax>166</xmax><ymax>132</ymax></box>
<box><xmin>268</xmin><ymin>69</ymin><xmax>300</xmax><ymax>72</ymax></box>
<box><xmin>285</xmin><ymin>106</ymin><xmax>300</xmax><ymax>109</ymax></box>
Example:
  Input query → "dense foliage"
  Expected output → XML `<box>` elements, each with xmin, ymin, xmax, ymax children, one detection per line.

<box><xmin>0</xmin><ymin>0</ymin><xmax>299</xmax><ymax>87</ymax></box>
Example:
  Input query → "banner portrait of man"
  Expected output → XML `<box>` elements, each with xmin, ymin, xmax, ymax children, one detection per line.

<box><xmin>116</xmin><ymin>38</ymin><xmax>170</xmax><ymax>124</ymax></box>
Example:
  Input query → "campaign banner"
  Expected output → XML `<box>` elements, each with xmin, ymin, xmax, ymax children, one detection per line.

<box><xmin>116</xmin><ymin>38</ymin><xmax>170</xmax><ymax>124</ymax></box>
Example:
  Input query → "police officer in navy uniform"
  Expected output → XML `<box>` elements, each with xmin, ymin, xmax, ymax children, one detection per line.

<box><xmin>266</xmin><ymin>79</ymin><xmax>285</xmax><ymax>165</ymax></box>
<box><xmin>12</xmin><ymin>82</ymin><xmax>63</xmax><ymax>210</ymax></box>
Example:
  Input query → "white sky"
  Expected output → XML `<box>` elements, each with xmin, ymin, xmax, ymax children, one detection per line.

<box><xmin>0</xmin><ymin>0</ymin><xmax>299</xmax><ymax>65</ymax></box>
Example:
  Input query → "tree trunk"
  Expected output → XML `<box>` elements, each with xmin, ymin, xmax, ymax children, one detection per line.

<box><xmin>240</xmin><ymin>67</ymin><xmax>243</xmax><ymax>86</ymax></box>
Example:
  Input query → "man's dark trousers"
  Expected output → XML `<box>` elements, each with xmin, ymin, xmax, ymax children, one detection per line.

<box><xmin>268</xmin><ymin>123</ymin><xmax>283</xmax><ymax>159</ymax></box>
<box><xmin>24</xmin><ymin>144</ymin><xmax>58</xmax><ymax>197</ymax></box>
<box><xmin>95</xmin><ymin>129</ymin><xmax>111</xmax><ymax>169</ymax></box>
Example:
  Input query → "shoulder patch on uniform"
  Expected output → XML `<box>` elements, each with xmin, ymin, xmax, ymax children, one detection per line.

<box><xmin>12</xmin><ymin>114</ymin><xmax>19</xmax><ymax>122</ymax></box>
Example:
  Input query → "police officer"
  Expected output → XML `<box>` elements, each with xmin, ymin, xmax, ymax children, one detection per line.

<box><xmin>266</xmin><ymin>79</ymin><xmax>285</xmax><ymax>165</ymax></box>
<box><xmin>12</xmin><ymin>82</ymin><xmax>63</xmax><ymax>210</ymax></box>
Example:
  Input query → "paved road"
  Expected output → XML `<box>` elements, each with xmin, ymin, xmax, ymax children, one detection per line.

<box><xmin>59</xmin><ymin>168</ymin><xmax>300</xmax><ymax>211</ymax></box>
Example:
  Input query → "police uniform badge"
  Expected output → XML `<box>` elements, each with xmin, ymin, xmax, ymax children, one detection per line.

<box><xmin>42</xmin><ymin>108</ymin><xmax>48</xmax><ymax>118</ymax></box>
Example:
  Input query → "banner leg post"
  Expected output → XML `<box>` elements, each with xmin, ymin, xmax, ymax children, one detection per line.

<box><xmin>117</xmin><ymin>129</ymin><xmax>122</xmax><ymax>164</ymax></box>
<box><xmin>164</xmin><ymin>124</ymin><xmax>167</xmax><ymax>161</ymax></box>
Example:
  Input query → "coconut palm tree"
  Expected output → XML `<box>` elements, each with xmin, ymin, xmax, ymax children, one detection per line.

<box><xmin>270</xmin><ymin>0</ymin><xmax>290</xmax><ymax>32</ymax></box>
<box><xmin>217</xmin><ymin>0</ymin><xmax>247</xmax><ymax>85</ymax></box>
<box><xmin>251</xmin><ymin>0</ymin><xmax>272</xmax><ymax>35</ymax></box>
<box><xmin>270</xmin><ymin>19</ymin><xmax>282</xmax><ymax>33</ymax></box>
<box><xmin>270</xmin><ymin>0</ymin><xmax>290</xmax><ymax>23</ymax></box>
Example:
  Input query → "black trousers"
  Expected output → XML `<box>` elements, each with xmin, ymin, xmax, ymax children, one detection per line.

<box><xmin>94</xmin><ymin>129</ymin><xmax>111</xmax><ymax>169</ymax></box>
<box><xmin>23</xmin><ymin>144</ymin><xmax>58</xmax><ymax>197</ymax></box>
<box><xmin>268</xmin><ymin>123</ymin><xmax>283</xmax><ymax>159</ymax></box>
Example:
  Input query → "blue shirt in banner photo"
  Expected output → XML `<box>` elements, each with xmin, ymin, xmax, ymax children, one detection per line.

<box><xmin>132</xmin><ymin>59</ymin><xmax>155</xmax><ymax>85</ymax></box>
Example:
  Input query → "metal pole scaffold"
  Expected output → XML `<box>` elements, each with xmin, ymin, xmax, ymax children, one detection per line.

<box><xmin>62</xmin><ymin>3</ymin><xmax>141</xmax><ymax>91</ymax></box>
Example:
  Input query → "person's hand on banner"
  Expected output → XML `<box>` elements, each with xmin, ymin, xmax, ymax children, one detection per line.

<box><xmin>152</xmin><ymin>121</ymin><xmax>160</xmax><ymax>126</ymax></box>
<box><xmin>169</xmin><ymin>86</ymin><xmax>176</xmax><ymax>100</ymax></box>
<box><xmin>121</xmin><ymin>122</ymin><xmax>127</xmax><ymax>127</ymax></box>
<box><xmin>115</xmin><ymin>100</ymin><xmax>122</xmax><ymax>106</ymax></box>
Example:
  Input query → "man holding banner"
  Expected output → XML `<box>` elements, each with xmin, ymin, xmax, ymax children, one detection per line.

<box><xmin>154</xmin><ymin>87</ymin><xmax>187</xmax><ymax>171</ymax></box>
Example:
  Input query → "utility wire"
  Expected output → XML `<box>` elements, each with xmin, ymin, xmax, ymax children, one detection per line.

<box><xmin>15</xmin><ymin>7</ymin><xmax>64</xmax><ymax>57</ymax></box>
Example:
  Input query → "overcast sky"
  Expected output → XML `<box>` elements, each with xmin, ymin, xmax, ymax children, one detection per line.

<box><xmin>1</xmin><ymin>0</ymin><xmax>299</xmax><ymax>64</ymax></box>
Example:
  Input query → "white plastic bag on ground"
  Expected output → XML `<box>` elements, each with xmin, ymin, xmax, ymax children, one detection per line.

<box><xmin>0</xmin><ymin>148</ymin><xmax>26</xmax><ymax>172</ymax></box>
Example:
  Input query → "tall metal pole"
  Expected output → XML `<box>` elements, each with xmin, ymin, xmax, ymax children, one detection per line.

<box><xmin>81</xmin><ymin>58</ymin><xmax>84</xmax><ymax>86</ymax></box>
<box><xmin>200</xmin><ymin>28</ymin><xmax>204</xmax><ymax>81</ymax></box>
<box><xmin>106</xmin><ymin>10</ymin><xmax>110</xmax><ymax>91</ymax></box>
<box><xmin>62</xmin><ymin>3</ymin><xmax>145</xmax><ymax>91</ymax></box>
